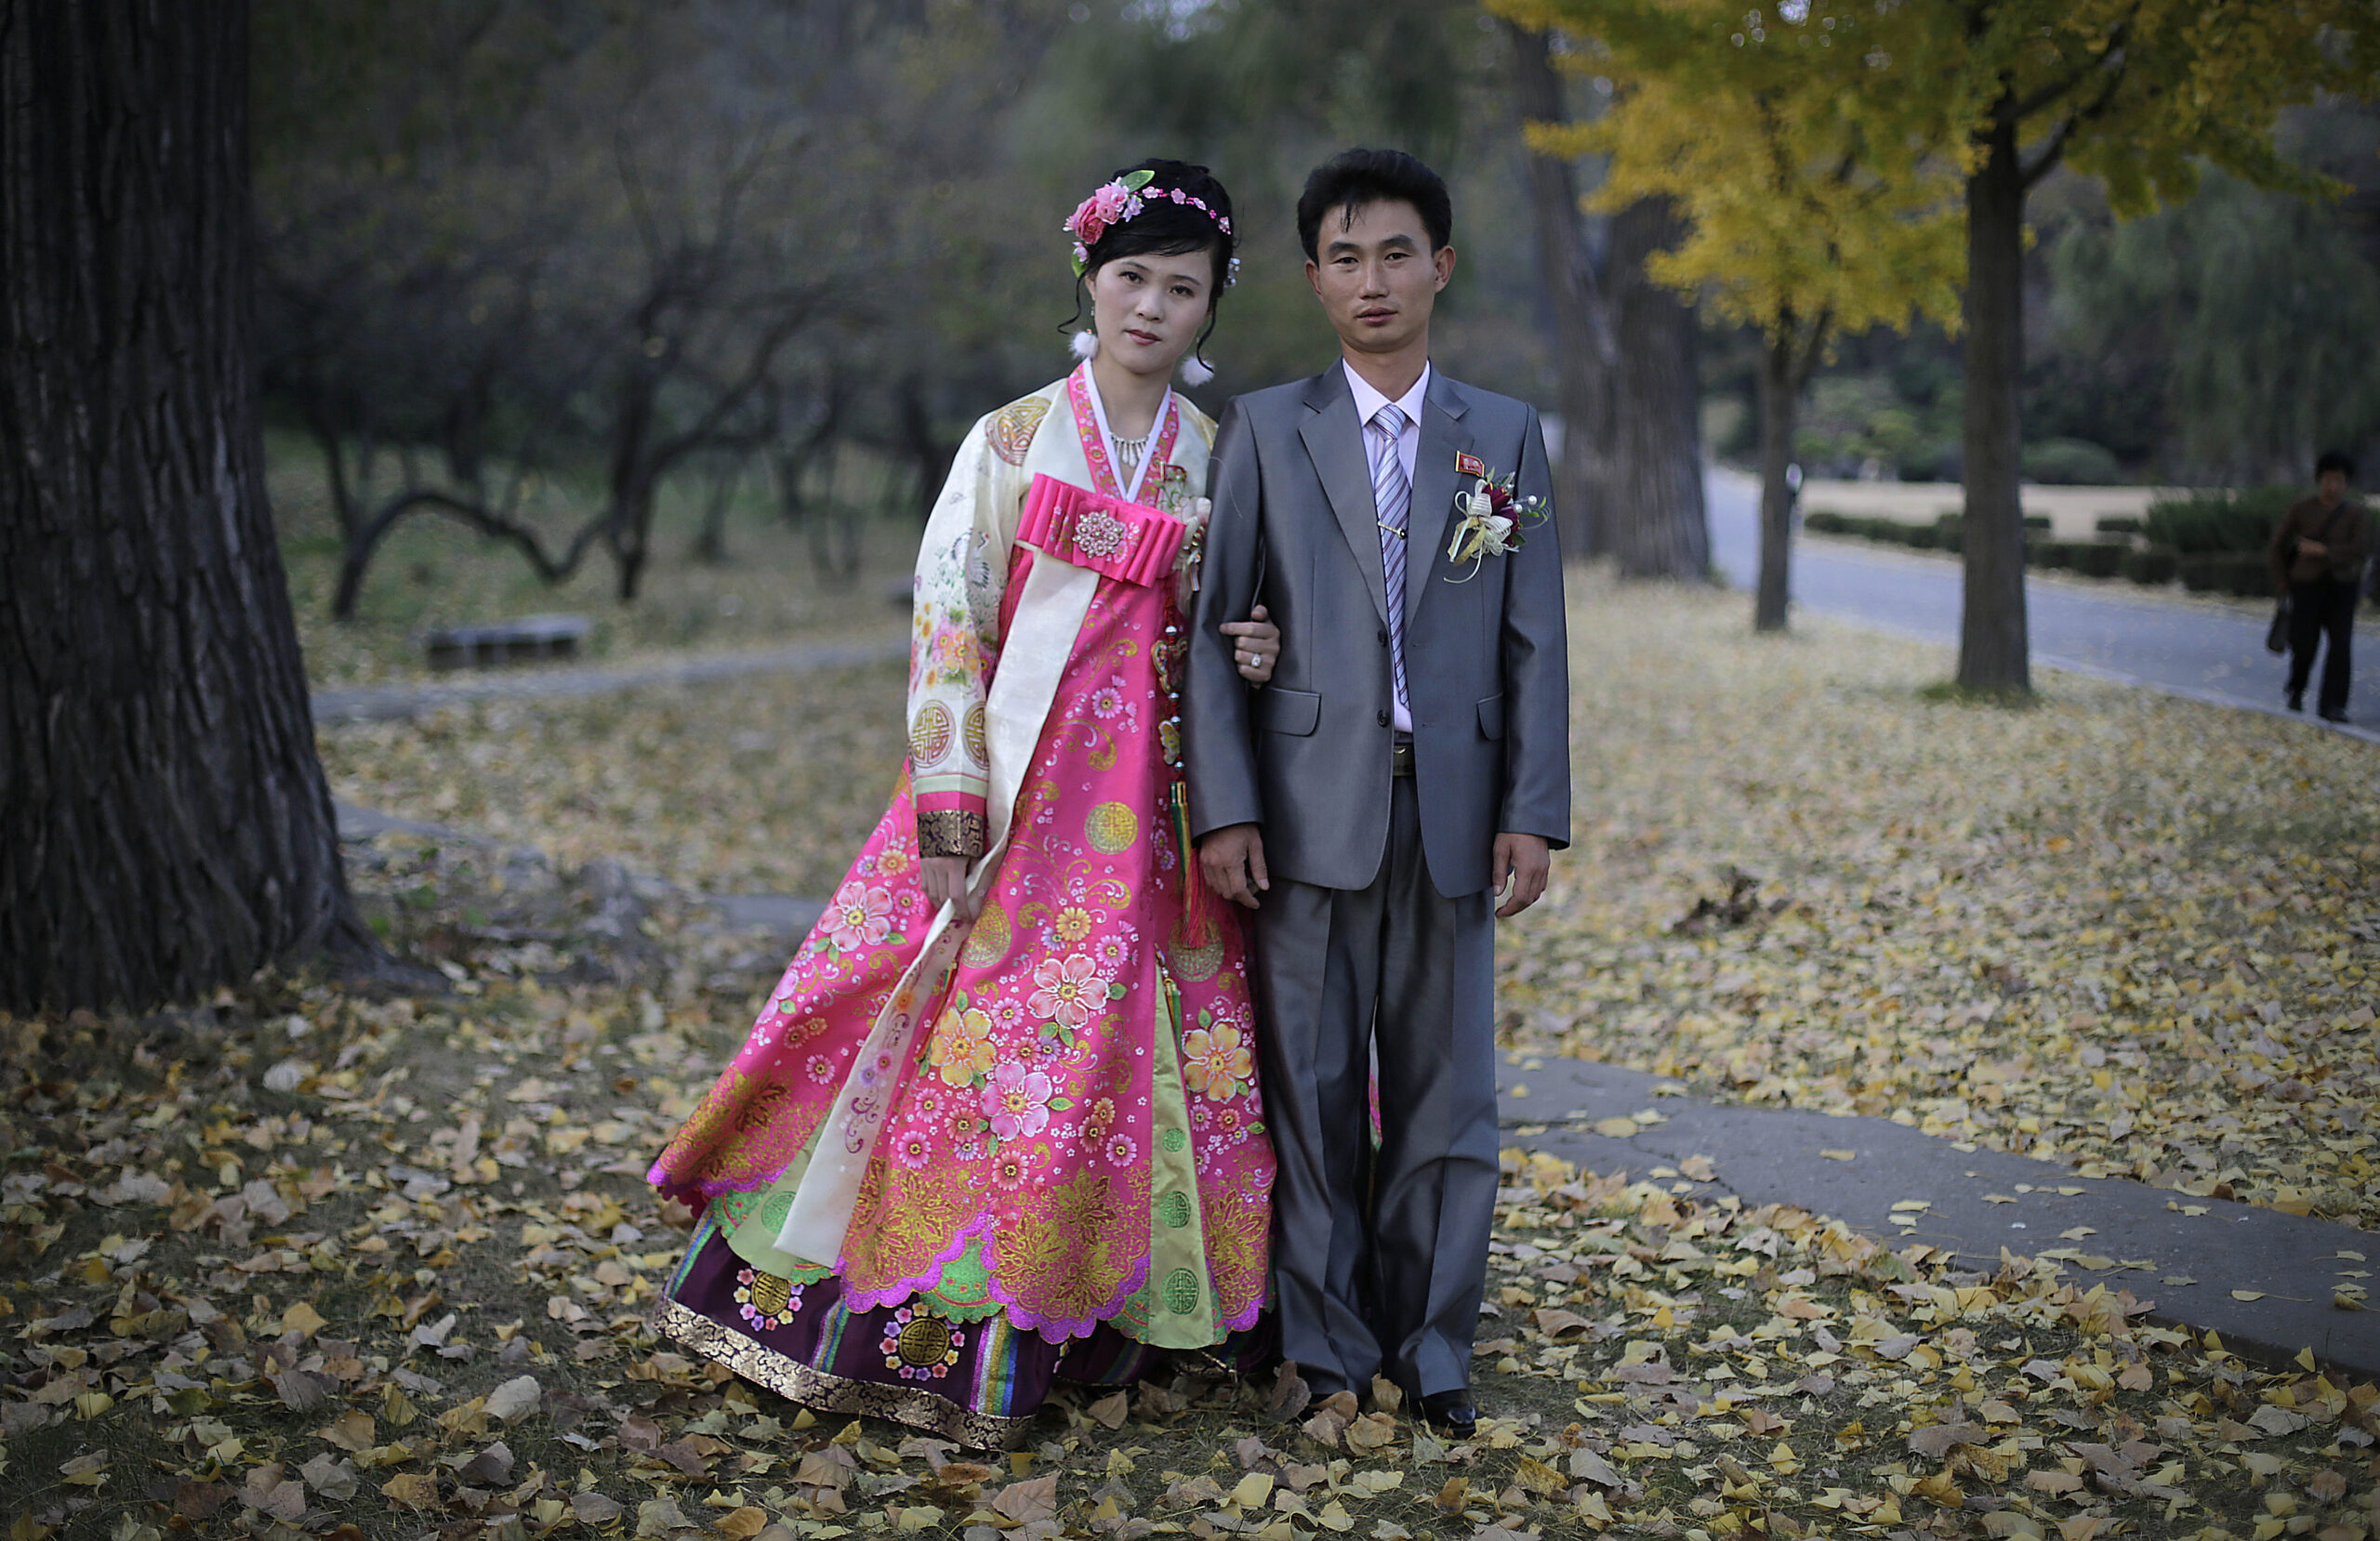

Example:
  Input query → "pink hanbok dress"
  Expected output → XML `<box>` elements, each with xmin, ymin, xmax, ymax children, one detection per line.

<box><xmin>648</xmin><ymin>366</ymin><xmax>1275</xmax><ymax>1447</ymax></box>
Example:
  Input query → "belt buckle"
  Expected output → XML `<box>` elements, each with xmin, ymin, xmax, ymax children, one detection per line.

<box><xmin>1391</xmin><ymin>739</ymin><xmax>1415</xmax><ymax>776</ymax></box>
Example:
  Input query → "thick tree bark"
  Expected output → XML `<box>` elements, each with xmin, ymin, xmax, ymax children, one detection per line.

<box><xmin>1605</xmin><ymin>195</ymin><xmax>1711</xmax><ymax>581</ymax></box>
<box><xmin>1957</xmin><ymin>108</ymin><xmax>2031</xmax><ymax>694</ymax></box>
<box><xmin>1506</xmin><ymin>23</ymin><xmax>1708</xmax><ymax>575</ymax></box>
<box><xmin>1506</xmin><ymin>20</ymin><xmax>1612</xmax><ymax>560</ymax></box>
<box><xmin>1754</xmin><ymin>333</ymin><xmax>1798</xmax><ymax>634</ymax></box>
<box><xmin>0</xmin><ymin>0</ymin><xmax>371</xmax><ymax>1012</ymax></box>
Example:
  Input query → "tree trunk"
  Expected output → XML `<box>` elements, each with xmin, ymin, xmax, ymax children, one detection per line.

<box><xmin>1957</xmin><ymin>107</ymin><xmax>2030</xmax><ymax>694</ymax></box>
<box><xmin>690</xmin><ymin>459</ymin><xmax>740</xmax><ymax>565</ymax></box>
<box><xmin>0</xmin><ymin>0</ymin><xmax>371</xmax><ymax>1012</ymax></box>
<box><xmin>1754</xmin><ymin>331</ymin><xmax>1798</xmax><ymax>633</ymax></box>
<box><xmin>1505</xmin><ymin>20</ymin><xmax>1612</xmax><ymax>560</ymax></box>
<box><xmin>1504</xmin><ymin>21</ymin><xmax>1709</xmax><ymax>577</ymax></box>
<box><xmin>1606</xmin><ymin>195</ymin><xmax>1711</xmax><ymax>580</ymax></box>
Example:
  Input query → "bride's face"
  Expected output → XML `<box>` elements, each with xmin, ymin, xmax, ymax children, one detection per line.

<box><xmin>1088</xmin><ymin>248</ymin><xmax>1214</xmax><ymax>380</ymax></box>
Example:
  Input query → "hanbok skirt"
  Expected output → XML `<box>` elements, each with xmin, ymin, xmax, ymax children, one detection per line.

<box><xmin>646</xmin><ymin>574</ymin><xmax>1275</xmax><ymax>1445</ymax></box>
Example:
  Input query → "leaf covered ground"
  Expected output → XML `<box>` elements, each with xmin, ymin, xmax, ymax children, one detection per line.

<box><xmin>1496</xmin><ymin>579</ymin><xmax>2379</xmax><ymax>1236</ymax></box>
<box><xmin>7</xmin><ymin>573</ymin><xmax>2378</xmax><ymax>1539</ymax></box>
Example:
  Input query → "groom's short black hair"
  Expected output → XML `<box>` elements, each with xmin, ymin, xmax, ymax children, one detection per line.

<box><xmin>1297</xmin><ymin>149</ymin><xmax>1452</xmax><ymax>261</ymax></box>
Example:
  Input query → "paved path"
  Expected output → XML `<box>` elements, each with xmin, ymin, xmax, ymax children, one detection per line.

<box><xmin>1707</xmin><ymin>469</ymin><xmax>2380</xmax><ymax>743</ymax></box>
<box><xmin>1495</xmin><ymin>1052</ymin><xmax>2380</xmax><ymax>1377</ymax></box>
<box><xmin>311</xmin><ymin>636</ymin><xmax>906</xmax><ymax>725</ymax></box>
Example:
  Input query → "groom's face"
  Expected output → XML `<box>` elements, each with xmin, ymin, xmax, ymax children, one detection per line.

<box><xmin>1305</xmin><ymin>199</ymin><xmax>1455</xmax><ymax>360</ymax></box>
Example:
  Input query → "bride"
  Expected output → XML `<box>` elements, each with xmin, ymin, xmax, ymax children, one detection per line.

<box><xmin>648</xmin><ymin>160</ymin><xmax>1278</xmax><ymax>1447</ymax></box>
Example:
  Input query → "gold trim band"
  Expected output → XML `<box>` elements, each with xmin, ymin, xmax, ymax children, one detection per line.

<box><xmin>650</xmin><ymin>1297</ymin><xmax>1035</xmax><ymax>1451</ymax></box>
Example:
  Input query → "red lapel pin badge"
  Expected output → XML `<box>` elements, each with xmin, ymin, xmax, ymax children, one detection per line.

<box><xmin>1455</xmin><ymin>452</ymin><xmax>1486</xmax><ymax>479</ymax></box>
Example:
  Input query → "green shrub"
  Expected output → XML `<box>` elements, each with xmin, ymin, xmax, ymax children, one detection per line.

<box><xmin>2030</xmin><ymin>540</ymin><xmax>2081</xmax><ymax>570</ymax></box>
<box><xmin>2144</xmin><ymin>486</ymin><xmax>2296</xmax><ymax>554</ymax></box>
<box><xmin>2224</xmin><ymin>553</ymin><xmax>2276</xmax><ymax>598</ymax></box>
<box><xmin>2122</xmin><ymin>547</ymin><xmax>2178</xmax><ymax>586</ymax></box>
<box><xmin>2177</xmin><ymin>553</ymin><xmax>2220</xmax><ymax>591</ymax></box>
<box><xmin>2023</xmin><ymin>437</ymin><xmax>2123</xmax><ymax>485</ymax></box>
<box><xmin>1903</xmin><ymin>524</ymin><xmax>1940</xmax><ymax>549</ymax></box>
<box><xmin>2022</xmin><ymin>514</ymin><xmax>2053</xmax><ymax>533</ymax></box>
<box><xmin>1805</xmin><ymin>510</ymin><xmax>1849</xmax><ymax>533</ymax></box>
<box><xmin>2070</xmin><ymin>543</ymin><xmax>2125</xmax><ymax>578</ymax></box>
<box><xmin>2095</xmin><ymin>515</ymin><xmax>2144</xmax><ymax>536</ymax></box>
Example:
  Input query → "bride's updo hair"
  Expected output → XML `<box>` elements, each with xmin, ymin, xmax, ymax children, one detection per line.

<box><xmin>1065</xmin><ymin>159</ymin><xmax>1237</xmax><ymax>370</ymax></box>
<box><xmin>1075</xmin><ymin>159</ymin><xmax>1236</xmax><ymax>296</ymax></box>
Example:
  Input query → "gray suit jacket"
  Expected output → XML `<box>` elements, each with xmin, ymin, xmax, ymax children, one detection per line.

<box><xmin>1183</xmin><ymin>365</ymin><xmax>1569</xmax><ymax>897</ymax></box>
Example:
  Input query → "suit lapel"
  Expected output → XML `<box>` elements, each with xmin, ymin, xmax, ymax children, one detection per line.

<box><xmin>1405</xmin><ymin>372</ymin><xmax>1475</xmax><ymax>624</ymax></box>
<box><xmin>1297</xmin><ymin>368</ymin><xmax>1389</xmax><ymax>629</ymax></box>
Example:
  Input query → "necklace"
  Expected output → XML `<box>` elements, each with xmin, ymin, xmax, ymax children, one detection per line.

<box><xmin>1075</xmin><ymin>362</ymin><xmax>1170</xmax><ymax>503</ymax></box>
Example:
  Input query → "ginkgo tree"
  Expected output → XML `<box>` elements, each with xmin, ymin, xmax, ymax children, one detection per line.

<box><xmin>1499</xmin><ymin>0</ymin><xmax>1963</xmax><ymax>633</ymax></box>
<box><xmin>1501</xmin><ymin>0</ymin><xmax>2380</xmax><ymax>689</ymax></box>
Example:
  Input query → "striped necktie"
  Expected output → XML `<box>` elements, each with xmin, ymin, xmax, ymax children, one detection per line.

<box><xmin>1368</xmin><ymin>402</ymin><xmax>1411</xmax><ymax>718</ymax></box>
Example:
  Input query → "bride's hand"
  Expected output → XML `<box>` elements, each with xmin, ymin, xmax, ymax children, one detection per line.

<box><xmin>920</xmin><ymin>856</ymin><xmax>979</xmax><ymax>921</ymax></box>
<box><xmin>1222</xmin><ymin>604</ymin><xmax>1279</xmax><ymax>684</ymax></box>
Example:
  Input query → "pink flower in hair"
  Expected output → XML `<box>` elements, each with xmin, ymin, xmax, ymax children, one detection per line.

<box><xmin>1067</xmin><ymin>179</ymin><xmax>1143</xmax><ymax>250</ymax></box>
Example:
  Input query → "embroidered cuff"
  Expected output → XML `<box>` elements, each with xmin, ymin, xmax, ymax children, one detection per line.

<box><xmin>916</xmin><ymin>809</ymin><xmax>988</xmax><ymax>860</ymax></box>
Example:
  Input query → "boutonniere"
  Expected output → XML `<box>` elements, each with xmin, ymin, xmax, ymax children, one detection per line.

<box><xmin>1444</xmin><ymin>456</ymin><xmax>1545</xmax><ymax>580</ymax></box>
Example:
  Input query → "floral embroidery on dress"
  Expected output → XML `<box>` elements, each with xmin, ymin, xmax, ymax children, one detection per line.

<box><xmin>1182</xmin><ymin>1014</ymin><xmax>1254</xmax><ymax>1103</ymax></box>
<box><xmin>1027</xmin><ymin>955</ymin><xmax>1105</xmax><ymax>1034</ymax></box>
<box><xmin>927</xmin><ymin>1001</ymin><xmax>998</xmax><ymax>1087</ymax></box>
<box><xmin>881</xmin><ymin>1307</ymin><xmax>965</xmax><ymax>1379</ymax></box>
<box><xmin>734</xmin><ymin>1268</ymin><xmax>802</xmax><ymax>1333</ymax></box>
<box><xmin>824</xmin><ymin>882</ymin><xmax>897</xmax><ymax>955</ymax></box>
<box><xmin>983</xmin><ymin>1062</ymin><xmax>1056</xmax><ymax>1142</ymax></box>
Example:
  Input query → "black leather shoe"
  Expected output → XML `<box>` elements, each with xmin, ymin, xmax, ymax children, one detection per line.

<box><xmin>2287</xmin><ymin>691</ymin><xmax>2305</xmax><ymax>712</ymax></box>
<box><xmin>1419</xmin><ymin>1390</ymin><xmax>1476</xmax><ymax>1438</ymax></box>
<box><xmin>2320</xmin><ymin>709</ymin><xmax>2351</xmax><ymax>724</ymax></box>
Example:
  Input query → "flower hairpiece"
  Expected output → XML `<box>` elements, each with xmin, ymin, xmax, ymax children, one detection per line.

<box><xmin>1064</xmin><ymin>168</ymin><xmax>1236</xmax><ymax>277</ymax></box>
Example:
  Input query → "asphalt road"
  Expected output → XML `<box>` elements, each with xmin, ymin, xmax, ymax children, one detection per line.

<box><xmin>1706</xmin><ymin>468</ymin><xmax>2379</xmax><ymax>743</ymax></box>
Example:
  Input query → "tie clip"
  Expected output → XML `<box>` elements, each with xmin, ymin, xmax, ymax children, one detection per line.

<box><xmin>1378</xmin><ymin>522</ymin><xmax>1407</xmax><ymax>539</ymax></box>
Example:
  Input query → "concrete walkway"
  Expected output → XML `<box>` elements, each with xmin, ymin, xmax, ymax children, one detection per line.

<box><xmin>1707</xmin><ymin>468</ymin><xmax>2380</xmax><ymax>744</ymax></box>
<box><xmin>1495</xmin><ymin>1050</ymin><xmax>2380</xmax><ymax>1377</ymax></box>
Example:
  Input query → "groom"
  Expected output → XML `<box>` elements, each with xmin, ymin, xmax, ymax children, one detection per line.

<box><xmin>1183</xmin><ymin>149</ymin><xmax>1570</xmax><ymax>1436</ymax></box>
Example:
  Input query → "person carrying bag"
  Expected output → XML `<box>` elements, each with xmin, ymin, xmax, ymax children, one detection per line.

<box><xmin>2268</xmin><ymin>452</ymin><xmax>2369</xmax><ymax>722</ymax></box>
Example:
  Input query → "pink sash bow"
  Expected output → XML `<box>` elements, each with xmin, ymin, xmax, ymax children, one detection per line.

<box><xmin>1018</xmin><ymin>474</ymin><xmax>1185</xmax><ymax>588</ymax></box>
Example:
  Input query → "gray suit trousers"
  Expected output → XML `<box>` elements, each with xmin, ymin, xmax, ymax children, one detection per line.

<box><xmin>1249</xmin><ymin>776</ymin><xmax>1499</xmax><ymax>1400</ymax></box>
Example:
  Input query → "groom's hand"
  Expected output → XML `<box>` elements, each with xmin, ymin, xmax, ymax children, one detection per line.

<box><xmin>1198</xmin><ymin>823</ymin><xmax>1270</xmax><ymax>909</ymax></box>
<box><xmin>1491</xmin><ymin>833</ymin><xmax>1550</xmax><ymax>918</ymax></box>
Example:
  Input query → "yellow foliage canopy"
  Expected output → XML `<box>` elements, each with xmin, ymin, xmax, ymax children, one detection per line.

<box><xmin>1497</xmin><ymin>0</ymin><xmax>2380</xmax><ymax>342</ymax></box>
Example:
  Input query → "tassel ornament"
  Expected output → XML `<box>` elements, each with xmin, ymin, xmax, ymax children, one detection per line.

<box><xmin>1171</xmin><ymin>781</ymin><xmax>1223</xmax><ymax>950</ymax></box>
<box><xmin>1070</xmin><ymin>329</ymin><xmax>1100</xmax><ymax>362</ymax></box>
